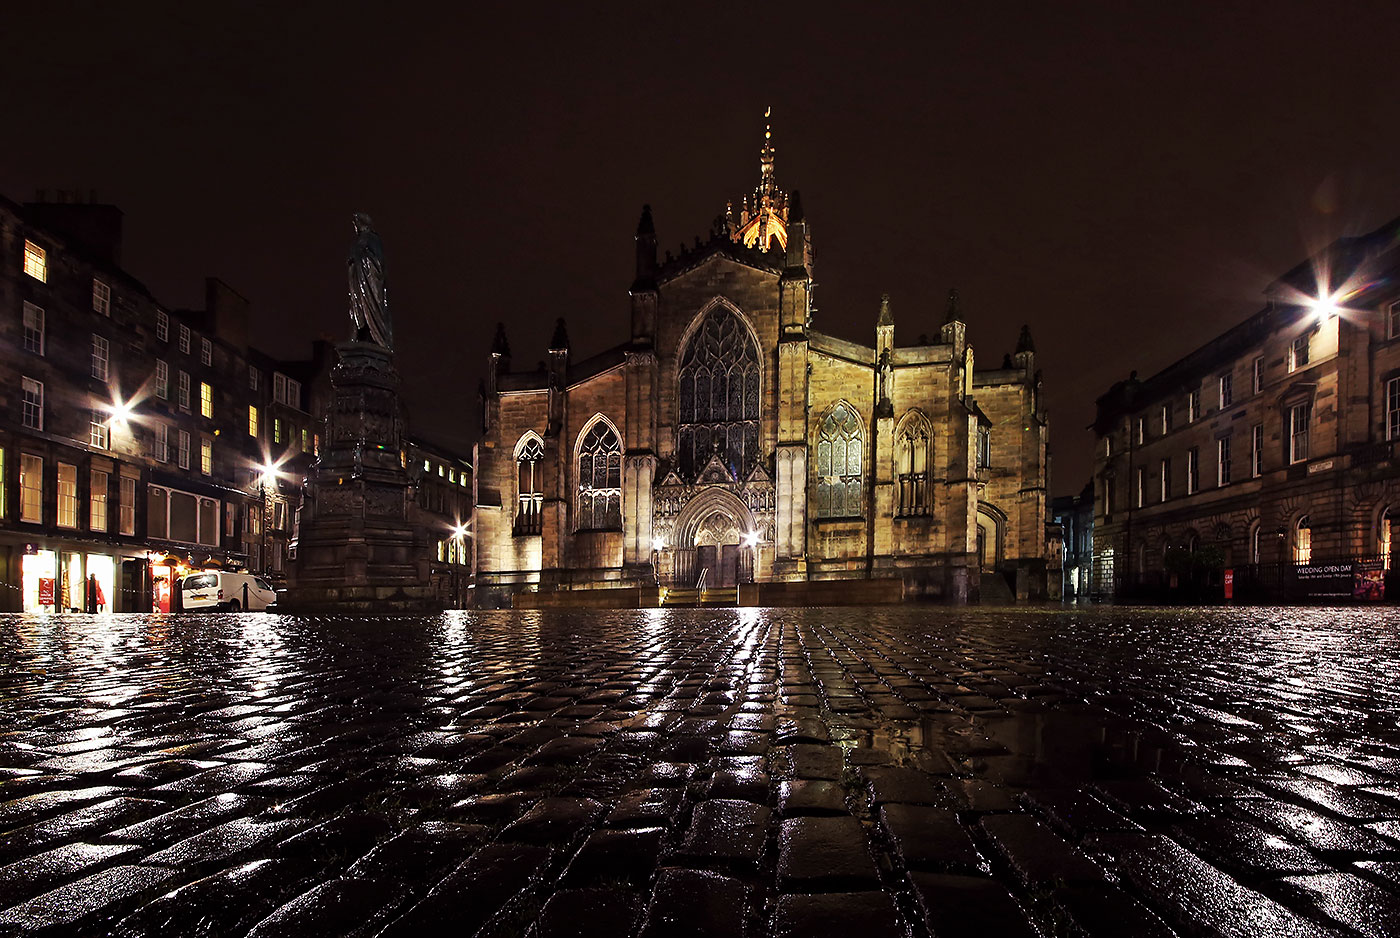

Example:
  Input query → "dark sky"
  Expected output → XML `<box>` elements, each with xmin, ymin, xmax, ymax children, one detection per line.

<box><xmin>7</xmin><ymin>3</ymin><xmax>1400</xmax><ymax>493</ymax></box>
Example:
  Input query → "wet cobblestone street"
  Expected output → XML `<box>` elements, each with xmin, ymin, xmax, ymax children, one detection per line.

<box><xmin>2</xmin><ymin>607</ymin><xmax>1400</xmax><ymax>937</ymax></box>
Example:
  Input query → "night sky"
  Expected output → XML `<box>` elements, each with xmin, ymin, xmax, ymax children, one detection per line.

<box><xmin>7</xmin><ymin>4</ymin><xmax>1400</xmax><ymax>493</ymax></box>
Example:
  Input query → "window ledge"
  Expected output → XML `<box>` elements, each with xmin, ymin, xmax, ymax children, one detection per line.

<box><xmin>813</xmin><ymin>516</ymin><xmax>864</xmax><ymax>524</ymax></box>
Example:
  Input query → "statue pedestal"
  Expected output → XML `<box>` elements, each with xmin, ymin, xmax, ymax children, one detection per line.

<box><xmin>280</xmin><ymin>341</ymin><xmax>439</xmax><ymax>614</ymax></box>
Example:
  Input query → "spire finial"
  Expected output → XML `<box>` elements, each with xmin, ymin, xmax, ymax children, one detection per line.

<box><xmin>759</xmin><ymin>107</ymin><xmax>775</xmax><ymax>197</ymax></box>
<box><xmin>877</xmin><ymin>293</ymin><xmax>894</xmax><ymax>326</ymax></box>
<box><xmin>1016</xmin><ymin>323</ymin><xmax>1036</xmax><ymax>354</ymax></box>
<box><xmin>944</xmin><ymin>287</ymin><xmax>963</xmax><ymax>324</ymax></box>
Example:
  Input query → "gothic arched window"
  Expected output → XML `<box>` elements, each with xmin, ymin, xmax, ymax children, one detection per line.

<box><xmin>816</xmin><ymin>402</ymin><xmax>863</xmax><ymax>518</ymax></box>
<box><xmin>677</xmin><ymin>305</ymin><xmax>761</xmax><ymax>480</ymax></box>
<box><xmin>515</xmin><ymin>435</ymin><xmax>544</xmax><ymax>535</ymax></box>
<box><xmin>895</xmin><ymin>411</ymin><xmax>932</xmax><ymax>516</ymax></box>
<box><xmin>577</xmin><ymin>421</ymin><xmax>621</xmax><ymax>530</ymax></box>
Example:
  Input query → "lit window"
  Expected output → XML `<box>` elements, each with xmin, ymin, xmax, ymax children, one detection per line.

<box><xmin>1135</xmin><ymin>416</ymin><xmax>1145</xmax><ymax>445</ymax></box>
<box><xmin>201</xmin><ymin>338</ymin><xmax>212</xmax><ymax>366</ymax></box>
<box><xmin>459</xmin><ymin>475</ymin><xmax>467</xmax><ymax>488</ymax></box>
<box><xmin>1160</xmin><ymin>457</ymin><xmax>1170</xmax><ymax>502</ymax></box>
<box><xmin>179</xmin><ymin>371</ymin><xmax>190</xmax><ymax>411</ymax></box>
<box><xmin>179</xmin><ymin>324</ymin><xmax>191</xmax><ymax>355</ymax></box>
<box><xmin>1294</xmin><ymin>515</ymin><xmax>1312</xmax><ymax>563</ymax></box>
<box><xmin>200</xmin><ymin>438</ymin><xmax>212</xmax><ymax>475</ymax></box>
<box><xmin>93</xmin><ymin>279</ymin><xmax>110</xmax><ymax>316</ymax></box>
<box><xmin>895</xmin><ymin>412</ymin><xmax>932</xmax><ymax>516</ymax></box>
<box><xmin>423</xmin><ymin>459</ymin><xmax>431</xmax><ymax>472</ymax></box>
<box><xmin>155</xmin><ymin>423</ymin><xmax>169</xmax><ymax>462</ymax></box>
<box><xmin>1217</xmin><ymin>437</ymin><xmax>1231</xmax><ymax>486</ymax></box>
<box><xmin>57</xmin><ymin>463</ymin><xmax>78</xmax><ymax>528</ymax></box>
<box><xmin>249</xmin><ymin>366</ymin><xmax>259</xmax><ymax>391</ymax></box>
<box><xmin>1388</xmin><ymin>377</ymin><xmax>1400</xmax><ymax>441</ymax></box>
<box><xmin>1290</xmin><ymin>332</ymin><xmax>1310</xmax><ymax>372</ymax></box>
<box><xmin>1252</xmin><ymin>356</ymin><xmax>1264</xmax><ymax>394</ymax></box>
<box><xmin>816</xmin><ymin>403</ymin><xmax>864</xmax><ymax>519</ymax></box>
<box><xmin>178</xmin><ymin>429</ymin><xmax>191</xmax><ymax>469</ymax></box>
<box><xmin>90</xmin><ymin>469</ymin><xmax>109</xmax><ymax>532</ymax></box>
<box><xmin>438</xmin><ymin>464</ymin><xmax>445</xmax><ymax>477</ymax></box>
<box><xmin>120</xmin><ymin>476</ymin><xmax>135</xmax><ymax>535</ymax></box>
<box><xmin>20</xmin><ymin>454</ymin><xmax>43</xmax><ymax>523</ymax></box>
<box><xmin>1289</xmin><ymin>402</ymin><xmax>1311</xmax><ymax>464</ymax></box>
<box><xmin>1136</xmin><ymin>465</ymin><xmax>1145</xmax><ymax>508</ymax></box>
<box><xmin>313</xmin><ymin>433</ymin><xmax>320</xmax><ymax>455</ymax></box>
<box><xmin>23</xmin><ymin>240</ymin><xmax>47</xmax><ymax>281</ymax></box>
<box><xmin>156</xmin><ymin>310</ymin><xmax>169</xmax><ymax>342</ymax></box>
<box><xmin>1105</xmin><ymin>436</ymin><xmax>1113</xmax><ymax>458</ymax></box>
<box><xmin>21</xmin><ymin>377</ymin><xmax>43</xmax><ymax>430</ymax></box>
<box><xmin>1251</xmin><ymin>423</ymin><xmax>1263</xmax><ymax>477</ymax></box>
<box><xmin>300</xmin><ymin>428</ymin><xmax>309</xmax><ymax>452</ymax></box>
<box><xmin>249</xmin><ymin>405</ymin><xmax>259</xmax><ymax>438</ymax></box>
<box><xmin>1161</xmin><ymin>403</ymin><xmax>1172</xmax><ymax>434</ymax></box>
<box><xmin>1188</xmin><ymin>390</ymin><xmax>1200</xmax><ymax>422</ymax></box>
<box><xmin>23</xmin><ymin>302</ymin><xmax>44</xmax><ymax>355</ymax></box>
<box><xmin>274</xmin><ymin>418</ymin><xmax>282</xmax><ymax>444</ymax></box>
<box><xmin>91</xmin><ymin>334</ymin><xmax>109</xmax><ymax>381</ymax></box>
<box><xmin>155</xmin><ymin>360</ymin><xmax>169</xmax><ymax>399</ymax></box>
<box><xmin>200</xmin><ymin>382</ymin><xmax>213</xmax><ymax>418</ymax></box>
<box><xmin>449</xmin><ymin>468</ymin><xmax>456</xmax><ymax>483</ymax></box>
<box><xmin>90</xmin><ymin>410</ymin><xmax>109</xmax><ymax>449</ymax></box>
<box><xmin>577</xmin><ymin>421</ymin><xmax>623</xmax><ymax>529</ymax></box>
<box><xmin>516</xmin><ymin>437</ymin><xmax>544</xmax><ymax>535</ymax></box>
<box><xmin>1219</xmin><ymin>373</ymin><xmax>1232</xmax><ymax>409</ymax></box>
<box><xmin>1187</xmin><ymin>447</ymin><xmax>1199</xmax><ymax>494</ymax></box>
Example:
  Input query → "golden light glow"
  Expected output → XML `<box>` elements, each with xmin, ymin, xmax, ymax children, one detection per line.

<box><xmin>23</xmin><ymin>241</ymin><xmax>46</xmax><ymax>282</ymax></box>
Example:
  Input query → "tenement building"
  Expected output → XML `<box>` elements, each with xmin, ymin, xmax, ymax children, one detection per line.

<box><xmin>474</xmin><ymin>123</ymin><xmax>1050</xmax><ymax>605</ymax></box>
<box><xmin>0</xmin><ymin>194</ymin><xmax>470</xmax><ymax>611</ymax></box>
<box><xmin>1091</xmin><ymin>216</ymin><xmax>1400</xmax><ymax>600</ymax></box>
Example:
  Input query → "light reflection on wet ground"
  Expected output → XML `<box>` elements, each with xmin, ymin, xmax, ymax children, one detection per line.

<box><xmin>0</xmin><ymin>606</ymin><xmax>1398</xmax><ymax>936</ymax></box>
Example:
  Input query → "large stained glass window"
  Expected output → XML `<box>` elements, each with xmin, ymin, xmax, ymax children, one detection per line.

<box><xmin>677</xmin><ymin>306</ymin><xmax>761</xmax><ymax>479</ymax></box>
<box><xmin>516</xmin><ymin>436</ymin><xmax>544</xmax><ymax>535</ymax></box>
<box><xmin>577</xmin><ymin>421</ymin><xmax>621</xmax><ymax>530</ymax></box>
<box><xmin>816</xmin><ymin>402</ymin><xmax>863</xmax><ymax>518</ymax></box>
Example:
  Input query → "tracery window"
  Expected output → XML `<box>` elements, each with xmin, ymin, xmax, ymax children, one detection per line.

<box><xmin>677</xmin><ymin>305</ymin><xmax>761</xmax><ymax>479</ymax></box>
<box><xmin>516</xmin><ymin>436</ymin><xmax>544</xmax><ymax>535</ymax></box>
<box><xmin>816</xmin><ymin>402</ymin><xmax>863</xmax><ymax>518</ymax></box>
<box><xmin>895</xmin><ymin>411</ymin><xmax>931</xmax><ymax>516</ymax></box>
<box><xmin>577</xmin><ymin>421</ymin><xmax>621</xmax><ymax>530</ymax></box>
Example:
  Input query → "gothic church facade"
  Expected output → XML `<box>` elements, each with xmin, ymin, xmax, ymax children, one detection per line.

<box><xmin>475</xmin><ymin>125</ymin><xmax>1049</xmax><ymax>604</ymax></box>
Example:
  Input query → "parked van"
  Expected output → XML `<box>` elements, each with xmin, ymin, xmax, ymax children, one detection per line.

<box><xmin>178</xmin><ymin>572</ymin><xmax>277</xmax><ymax>611</ymax></box>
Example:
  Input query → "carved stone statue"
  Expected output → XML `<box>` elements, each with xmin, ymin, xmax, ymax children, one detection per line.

<box><xmin>348</xmin><ymin>213</ymin><xmax>392</xmax><ymax>349</ymax></box>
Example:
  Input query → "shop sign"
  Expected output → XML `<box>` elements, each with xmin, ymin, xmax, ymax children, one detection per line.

<box><xmin>38</xmin><ymin>578</ymin><xmax>54</xmax><ymax>605</ymax></box>
<box><xmin>1223</xmin><ymin>568</ymin><xmax>1233</xmax><ymax>600</ymax></box>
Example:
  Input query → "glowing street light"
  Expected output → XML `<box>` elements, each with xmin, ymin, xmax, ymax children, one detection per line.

<box><xmin>651</xmin><ymin>536</ymin><xmax>666</xmax><ymax>552</ymax></box>
<box><xmin>741</xmin><ymin>530</ymin><xmax>760</xmax><ymax>548</ymax></box>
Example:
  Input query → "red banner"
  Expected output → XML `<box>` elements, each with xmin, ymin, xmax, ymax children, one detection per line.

<box><xmin>38</xmin><ymin>578</ymin><xmax>54</xmax><ymax>606</ymax></box>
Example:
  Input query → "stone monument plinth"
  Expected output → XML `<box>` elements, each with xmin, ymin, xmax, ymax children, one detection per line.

<box><xmin>280</xmin><ymin>340</ymin><xmax>438</xmax><ymax>613</ymax></box>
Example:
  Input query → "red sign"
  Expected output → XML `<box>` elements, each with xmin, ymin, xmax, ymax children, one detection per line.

<box><xmin>38</xmin><ymin>578</ymin><xmax>54</xmax><ymax>606</ymax></box>
<box><xmin>1223</xmin><ymin>568</ymin><xmax>1233</xmax><ymax>601</ymax></box>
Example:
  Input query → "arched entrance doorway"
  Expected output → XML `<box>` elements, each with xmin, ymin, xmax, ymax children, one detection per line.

<box><xmin>669</xmin><ymin>489</ymin><xmax>759</xmax><ymax>588</ymax></box>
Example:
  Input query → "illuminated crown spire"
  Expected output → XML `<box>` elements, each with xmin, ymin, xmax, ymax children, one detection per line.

<box><xmin>730</xmin><ymin>107</ymin><xmax>790</xmax><ymax>253</ymax></box>
<box><xmin>759</xmin><ymin>106</ymin><xmax>776</xmax><ymax>199</ymax></box>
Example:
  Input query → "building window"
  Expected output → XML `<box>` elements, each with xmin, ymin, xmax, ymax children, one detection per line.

<box><xmin>200</xmin><ymin>382</ymin><xmax>213</xmax><ymax>418</ymax></box>
<box><xmin>816</xmin><ymin>402</ymin><xmax>864</xmax><ymax>519</ymax></box>
<box><xmin>155</xmin><ymin>360</ymin><xmax>169</xmax><ymax>399</ymax></box>
<box><xmin>1217</xmin><ymin>437</ymin><xmax>1231</xmax><ymax>486</ymax></box>
<box><xmin>20</xmin><ymin>455</ymin><xmax>43</xmax><ymax>523</ymax></box>
<box><xmin>147</xmin><ymin>483</ymin><xmax>220</xmax><ymax>546</ymax></box>
<box><xmin>23</xmin><ymin>302</ymin><xmax>44</xmax><ymax>355</ymax></box>
<box><xmin>1251</xmin><ymin>423</ymin><xmax>1263</xmax><ymax>477</ymax></box>
<box><xmin>1160</xmin><ymin>457</ymin><xmax>1170</xmax><ymax>502</ymax></box>
<box><xmin>0</xmin><ymin>449</ymin><xmax>5</xmax><ymax>519</ymax></box>
<box><xmin>201</xmin><ymin>338</ymin><xmax>212</xmax><ymax>366</ymax></box>
<box><xmin>90</xmin><ymin>410</ymin><xmax>110</xmax><ymax>449</ymax></box>
<box><xmin>23</xmin><ymin>240</ymin><xmax>47</xmax><ymax>281</ymax></box>
<box><xmin>1252</xmin><ymin>356</ymin><xmax>1264</xmax><ymax>394</ymax></box>
<box><xmin>21</xmin><ymin>377</ymin><xmax>43</xmax><ymax>430</ymax></box>
<box><xmin>977</xmin><ymin>426</ymin><xmax>992</xmax><ymax>469</ymax></box>
<box><xmin>119</xmin><ymin>476</ymin><xmax>135</xmax><ymax>535</ymax></box>
<box><xmin>1187</xmin><ymin>447</ymin><xmax>1199</xmax><ymax>494</ymax></box>
<box><xmin>576</xmin><ymin>420</ymin><xmax>622</xmax><ymax>530</ymax></box>
<box><xmin>57</xmin><ymin>463</ymin><xmax>78</xmax><ymax>528</ymax></box>
<box><xmin>301</xmin><ymin>428</ymin><xmax>309</xmax><ymax>452</ymax></box>
<box><xmin>273</xmin><ymin>373</ymin><xmax>303</xmax><ymax>409</ymax></box>
<box><xmin>516</xmin><ymin>436</ymin><xmax>544</xmax><ymax>535</ymax></box>
<box><xmin>1188</xmin><ymin>390</ymin><xmax>1200</xmax><ymax>422</ymax></box>
<box><xmin>1289</xmin><ymin>402</ymin><xmax>1311</xmax><ymax>464</ymax></box>
<box><xmin>178</xmin><ymin>371</ymin><xmax>190</xmax><ymax>411</ymax></box>
<box><xmin>249</xmin><ymin>406</ymin><xmax>259</xmax><ymax>438</ymax></box>
<box><xmin>179</xmin><ymin>324</ymin><xmax>191</xmax><ymax>355</ymax></box>
<box><xmin>676</xmin><ymin>305</ymin><xmax>761</xmax><ymax>479</ymax></box>
<box><xmin>156</xmin><ymin>310</ymin><xmax>169</xmax><ymax>342</ymax></box>
<box><xmin>91</xmin><ymin>334</ymin><xmax>109</xmax><ymax>381</ymax></box>
<box><xmin>1294</xmin><ymin>515</ymin><xmax>1312</xmax><ymax>563</ymax></box>
<box><xmin>154</xmin><ymin>422</ymin><xmax>169</xmax><ymax>462</ymax></box>
<box><xmin>1250</xmin><ymin>521</ymin><xmax>1261</xmax><ymax>564</ymax></box>
<box><xmin>200</xmin><ymin>438</ymin><xmax>212</xmax><ymax>475</ymax></box>
<box><xmin>1383</xmin><ymin>508</ymin><xmax>1392</xmax><ymax>570</ymax></box>
<box><xmin>90</xmin><ymin>469</ymin><xmax>109</xmax><ymax>532</ymax></box>
<box><xmin>1161</xmin><ymin>403</ymin><xmax>1172</xmax><ymax>434</ymax></box>
<box><xmin>895</xmin><ymin>412</ymin><xmax>932</xmax><ymax>516</ymax></box>
<box><xmin>1104</xmin><ymin>476</ymin><xmax>1114</xmax><ymax>515</ymax></box>
<box><xmin>249</xmin><ymin>366</ymin><xmax>259</xmax><ymax>391</ymax></box>
<box><xmin>274</xmin><ymin>418</ymin><xmax>283</xmax><ymax>444</ymax></box>
<box><xmin>1219</xmin><ymin>374</ymin><xmax>1232</xmax><ymax>409</ymax></box>
<box><xmin>93</xmin><ymin>279</ymin><xmax>110</xmax><ymax>316</ymax></box>
<box><xmin>1135</xmin><ymin>416</ymin><xmax>1145</xmax><ymax>445</ymax></box>
<box><xmin>1290</xmin><ymin>332</ymin><xmax>1310</xmax><ymax>372</ymax></box>
<box><xmin>1136</xmin><ymin>465</ymin><xmax>1145</xmax><ymax>508</ymax></box>
<box><xmin>177</xmin><ymin>429</ymin><xmax>191</xmax><ymax>469</ymax></box>
<box><xmin>1105</xmin><ymin>435</ymin><xmax>1113</xmax><ymax>458</ymax></box>
<box><xmin>1389</xmin><ymin>302</ymin><xmax>1400</xmax><ymax>340</ymax></box>
<box><xmin>1388</xmin><ymin>377</ymin><xmax>1400</xmax><ymax>441</ymax></box>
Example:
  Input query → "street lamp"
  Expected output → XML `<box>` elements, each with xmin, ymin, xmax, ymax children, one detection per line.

<box><xmin>741</xmin><ymin>530</ymin><xmax>760</xmax><ymax>583</ymax></box>
<box><xmin>256</xmin><ymin>460</ymin><xmax>282</xmax><ymax>577</ymax></box>
<box><xmin>450</xmin><ymin>522</ymin><xmax>470</xmax><ymax>608</ymax></box>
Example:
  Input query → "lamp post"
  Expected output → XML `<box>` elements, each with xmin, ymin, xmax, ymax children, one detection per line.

<box><xmin>451</xmin><ymin>522</ymin><xmax>470</xmax><ymax>608</ymax></box>
<box><xmin>256</xmin><ymin>461</ymin><xmax>281</xmax><ymax>577</ymax></box>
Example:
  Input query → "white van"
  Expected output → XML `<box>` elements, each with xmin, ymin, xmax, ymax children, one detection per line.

<box><xmin>178</xmin><ymin>571</ymin><xmax>277</xmax><ymax>611</ymax></box>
